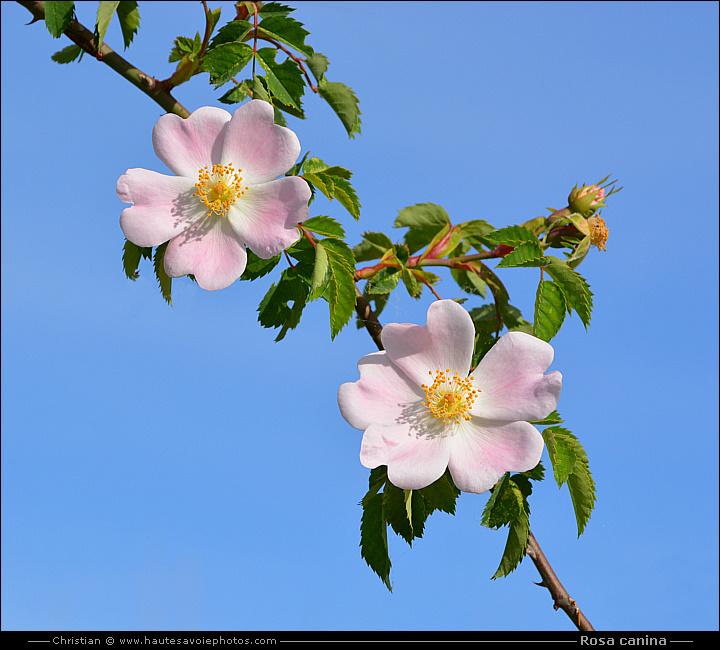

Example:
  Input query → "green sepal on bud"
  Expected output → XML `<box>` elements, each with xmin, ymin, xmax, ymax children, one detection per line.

<box><xmin>567</xmin><ymin>182</ymin><xmax>607</xmax><ymax>217</ymax></box>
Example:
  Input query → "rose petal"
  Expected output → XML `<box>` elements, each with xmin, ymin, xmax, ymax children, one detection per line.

<box><xmin>338</xmin><ymin>352</ymin><xmax>424</xmax><ymax>431</ymax></box>
<box><xmin>360</xmin><ymin>421</ymin><xmax>452</xmax><ymax>490</ymax></box>
<box><xmin>163</xmin><ymin>217</ymin><xmax>248</xmax><ymax>291</ymax></box>
<box><xmin>221</xmin><ymin>100</ymin><xmax>302</xmax><ymax>185</ymax></box>
<box><xmin>227</xmin><ymin>176</ymin><xmax>309</xmax><ymax>258</ymax></box>
<box><xmin>118</xmin><ymin>169</ymin><xmax>201</xmax><ymax>247</ymax></box>
<box><xmin>381</xmin><ymin>299</ymin><xmax>476</xmax><ymax>387</ymax></box>
<box><xmin>470</xmin><ymin>332</ymin><xmax>562</xmax><ymax>422</ymax></box>
<box><xmin>447</xmin><ymin>419</ymin><xmax>544</xmax><ymax>494</ymax></box>
<box><xmin>152</xmin><ymin>106</ymin><xmax>231</xmax><ymax>178</ymax></box>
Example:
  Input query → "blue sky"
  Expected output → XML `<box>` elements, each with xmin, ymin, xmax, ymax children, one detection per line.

<box><xmin>1</xmin><ymin>0</ymin><xmax>718</xmax><ymax>633</ymax></box>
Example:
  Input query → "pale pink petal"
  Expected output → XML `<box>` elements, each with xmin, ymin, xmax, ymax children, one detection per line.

<box><xmin>164</xmin><ymin>218</ymin><xmax>248</xmax><ymax>291</ymax></box>
<box><xmin>360</xmin><ymin>421</ymin><xmax>452</xmax><ymax>490</ymax></box>
<box><xmin>220</xmin><ymin>100</ymin><xmax>302</xmax><ymax>184</ymax></box>
<box><xmin>381</xmin><ymin>300</ymin><xmax>476</xmax><ymax>386</ymax></box>
<box><xmin>118</xmin><ymin>169</ymin><xmax>202</xmax><ymax>247</ymax></box>
<box><xmin>447</xmin><ymin>419</ymin><xmax>544</xmax><ymax>494</ymax></box>
<box><xmin>470</xmin><ymin>332</ymin><xmax>562</xmax><ymax>422</ymax></box>
<box><xmin>227</xmin><ymin>176</ymin><xmax>309</xmax><ymax>258</ymax></box>
<box><xmin>152</xmin><ymin>106</ymin><xmax>231</xmax><ymax>178</ymax></box>
<box><xmin>338</xmin><ymin>352</ymin><xmax>423</xmax><ymax>431</ymax></box>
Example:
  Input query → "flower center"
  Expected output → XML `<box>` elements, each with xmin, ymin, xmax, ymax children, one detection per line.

<box><xmin>193</xmin><ymin>163</ymin><xmax>249</xmax><ymax>217</ymax></box>
<box><xmin>421</xmin><ymin>369</ymin><xmax>480</xmax><ymax>425</ymax></box>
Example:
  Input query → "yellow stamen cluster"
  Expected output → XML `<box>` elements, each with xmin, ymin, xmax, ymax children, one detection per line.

<box><xmin>193</xmin><ymin>163</ymin><xmax>249</xmax><ymax>218</ymax></box>
<box><xmin>588</xmin><ymin>216</ymin><xmax>609</xmax><ymax>252</ymax></box>
<box><xmin>421</xmin><ymin>369</ymin><xmax>480</xmax><ymax>425</ymax></box>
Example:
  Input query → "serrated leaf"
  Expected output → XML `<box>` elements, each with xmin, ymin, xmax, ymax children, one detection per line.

<box><xmin>394</xmin><ymin>203</ymin><xmax>450</xmax><ymax>254</ymax></box>
<box><xmin>51</xmin><ymin>44</ymin><xmax>82</xmax><ymax>64</ymax></box>
<box><xmin>452</xmin><ymin>267</ymin><xmax>488</xmax><ymax>298</ymax></box>
<box><xmin>258</xmin><ymin>2</ymin><xmax>295</xmax><ymax>18</ymax></box>
<box><xmin>402</xmin><ymin>269</ymin><xmax>421</xmax><ymax>298</ymax></box>
<box><xmin>491</xmin><ymin>508</ymin><xmax>530</xmax><ymax>579</ymax></box>
<box><xmin>218</xmin><ymin>81</ymin><xmax>251</xmax><ymax>105</ymax></box>
<box><xmin>482</xmin><ymin>225</ymin><xmax>539</xmax><ymax>249</ymax></box>
<box><xmin>458</xmin><ymin>219</ymin><xmax>496</xmax><ymax>251</ymax></box>
<box><xmin>257</xmin><ymin>267</ymin><xmax>309</xmax><ymax>341</ymax></box>
<box><xmin>208</xmin><ymin>19</ymin><xmax>252</xmax><ymax>49</ymax></box>
<box><xmin>533</xmin><ymin>280</ymin><xmax>567</xmax><ymax>341</ymax></box>
<box><xmin>153</xmin><ymin>242</ymin><xmax>172</xmax><ymax>305</ymax></box>
<box><xmin>542</xmin><ymin>426</ymin><xmax>596</xmax><ymax>536</ymax></box>
<box><xmin>317</xmin><ymin>78</ymin><xmax>361</xmax><ymax>138</ymax></box>
<box><xmin>255</xmin><ymin>47</ymin><xmax>304</xmax><ymax>110</ymax></box>
<box><xmin>122</xmin><ymin>239</ymin><xmax>151</xmax><ymax>280</ymax></box>
<box><xmin>496</xmin><ymin>240</ymin><xmax>549</xmax><ymax>268</ymax></box>
<box><xmin>530</xmin><ymin>410</ymin><xmax>564</xmax><ymax>426</ymax></box>
<box><xmin>353</xmin><ymin>232</ymin><xmax>394</xmax><ymax>263</ymax></box>
<box><xmin>320</xmin><ymin>239</ymin><xmax>356</xmax><ymax>339</ymax></box>
<box><xmin>201</xmin><ymin>42</ymin><xmax>254</xmax><ymax>87</ymax></box>
<box><xmin>365</xmin><ymin>267</ymin><xmax>401</xmax><ymax>294</ymax></box>
<box><xmin>116</xmin><ymin>1</ymin><xmax>140</xmax><ymax>48</ymax></box>
<box><xmin>94</xmin><ymin>1</ymin><xmax>119</xmax><ymax>51</ymax></box>
<box><xmin>419</xmin><ymin>469</ymin><xmax>461</xmax><ymax>516</ymax></box>
<box><xmin>45</xmin><ymin>1</ymin><xmax>75</xmax><ymax>38</ymax></box>
<box><xmin>482</xmin><ymin>474</ymin><xmax>522</xmax><ymax>529</ymax></box>
<box><xmin>306</xmin><ymin>52</ymin><xmax>328</xmax><ymax>82</ymax></box>
<box><xmin>544</xmin><ymin>257</ymin><xmax>593</xmax><ymax>328</ymax></box>
<box><xmin>360</xmin><ymin>491</ymin><xmax>392</xmax><ymax>591</ymax></box>
<box><xmin>240</xmin><ymin>249</ymin><xmax>281</xmax><ymax>281</ymax></box>
<box><xmin>302</xmin><ymin>162</ymin><xmax>360</xmax><ymax>221</ymax></box>
<box><xmin>302</xmin><ymin>215</ymin><xmax>345</xmax><ymax>239</ymax></box>
<box><xmin>309</xmin><ymin>241</ymin><xmax>328</xmax><ymax>301</ymax></box>
<box><xmin>258</xmin><ymin>14</ymin><xmax>313</xmax><ymax>57</ymax></box>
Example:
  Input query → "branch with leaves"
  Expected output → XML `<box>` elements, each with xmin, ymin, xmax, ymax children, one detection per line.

<box><xmin>20</xmin><ymin>0</ymin><xmax>622</xmax><ymax>632</ymax></box>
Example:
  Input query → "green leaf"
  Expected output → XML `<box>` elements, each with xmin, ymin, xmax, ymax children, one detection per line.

<box><xmin>122</xmin><ymin>239</ymin><xmax>151</xmax><ymax>280</ymax></box>
<box><xmin>481</xmin><ymin>474</ymin><xmax>532</xmax><ymax>578</ymax></box>
<box><xmin>353</xmin><ymin>232</ymin><xmax>394</xmax><ymax>263</ymax></box>
<box><xmin>302</xmin><ymin>215</ymin><xmax>345</xmax><ymax>239</ymax></box>
<box><xmin>153</xmin><ymin>242</ymin><xmax>172</xmax><ymax>306</ymax></box>
<box><xmin>496</xmin><ymin>240</ymin><xmax>549</xmax><ymax>268</ymax></box>
<box><xmin>218</xmin><ymin>81</ymin><xmax>251</xmax><ymax>105</ymax></box>
<box><xmin>365</xmin><ymin>267</ymin><xmax>401</xmax><ymax>294</ymax></box>
<box><xmin>94</xmin><ymin>1</ymin><xmax>119</xmax><ymax>51</ymax></box>
<box><xmin>544</xmin><ymin>257</ymin><xmax>594</xmax><ymax>329</ymax></box>
<box><xmin>317</xmin><ymin>78</ymin><xmax>362</xmax><ymax>138</ymax></box>
<box><xmin>402</xmin><ymin>269</ymin><xmax>421</xmax><ymax>298</ymax></box>
<box><xmin>360</xmin><ymin>491</ymin><xmax>392</xmax><ymax>591</ymax></box>
<box><xmin>257</xmin><ymin>267</ymin><xmax>309</xmax><ymax>341</ymax></box>
<box><xmin>533</xmin><ymin>280</ymin><xmax>567</xmax><ymax>341</ymax></box>
<box><xmin>306</xmin><ymin>52</ymin><xmax>329</xmax><ymax>82</ymax></box>
<box><xmin>116</xmin><ymin>1</ymin><xmax>140</xmax><ymax>48</ymax></box>
<box><xmin>240</xmin><ymin>250</ymin><xmax>281</xmax><ymax>281</ymax></box>
<box><xmin>258</xmin><ymin>14</ymin><xmax>313</xmax><ymax>57</ymax></box>
<box><xmin>529</xmin><ymin>410</ymin><xmax>564</xmax><ymax>426</ymax></box>
<box><xmin>208</xmin><ymin>19</ymin><xmax>253</xmax><ymax>49</ymax></box>
<box><xmin>258</xmin><ymin>2</ymin><xmax>296</xmax><ymax>18</ymax></box>
<box><xmin>394</xmin><ymin>203</ymin><xmax>450</xmax><ymax>254</ymax></box>
<box><xmin>201</xmin><ymin>42</ymin><xmax>254</xmax><ymax>87</ymax></box>
<box><xmin>309</xmin><ymin>240</ymin><xmax>329</xmax><ymax>301</ymax></box>
<box><xmin>45</xmin><ymin>1</ymin><xmax>75</xmax><ymax>38</ymax></box>
<box><xmin>51</xmin><ymin>44</ymin><xmax>83</xmax><ymax>64</ymax></box>
<box><xmin>320</xmin><ymin>238</ymin><xmax>356</xmax><ymax>339</ymax></box>
<box><xmin>542</xmin><ymin>426</ymin><xmax>596</xmax><ymax>536</ymax></box>
<box><xmin>419</xmin><ymin>469</ymin><xmax>461</xmax><ymax>516</ymax></box>
<box><xmin>458</xmin><ymin>219</ymin><xmax>496</xmax><ymax>251</ymax></box>
<box><xmin>383</xmin><ymin>483</ymin><xmax>423</xmax><ymax>545</ymax></box>
<box><xmin>302</xmin><ymin>158</ymin><xmax>360</xmax><ymax>220</ymax></box>
<box><xmin>482</xmin><ymin>225</ymin><xmax>539</xmax><ymax>249</ymax></box>
<box><xmin>452</xmin><ymin>266</ymin><xmax>488</xmax><ymax>298</ymax></box>
<box><xmin>255</xmin><ymin>47</ymin><xmax>305</xmax><ymax>110</ymax></box>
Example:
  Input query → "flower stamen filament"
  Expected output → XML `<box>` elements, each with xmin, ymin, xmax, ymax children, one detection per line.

<box><xmin>193</xmin><ymin>163</ymin><xmax>250</xmax><ymax>218</ymax></box>
<box><xmin>421</xmin><ymin>369</ymin><xmax>480</xmax><ymax>425</ymax></box>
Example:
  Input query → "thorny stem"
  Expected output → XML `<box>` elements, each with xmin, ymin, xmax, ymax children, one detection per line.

<box><xmin>353</xmin><ymin>291</ymin><xmax>595</xmax><ymax>632</ymax></box>
<box><xmin>17</xmin><ymin>0</ymin><xmax>191</xmax><ymax>119</ymax></box>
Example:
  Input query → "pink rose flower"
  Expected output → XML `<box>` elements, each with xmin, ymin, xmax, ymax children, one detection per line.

<box><xmin>117</xmin><ymin>100</ymin><xmax>311</xmax><ymax>290</ymax></box>
<box><xmin>338</xmin><ymin>300</ymin><xmax>562</xmax><ymax>494</ymax></box>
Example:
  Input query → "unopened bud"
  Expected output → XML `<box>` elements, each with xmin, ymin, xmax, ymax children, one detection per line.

<box><xmin>568</xmin><ymin>184</ymin><xmax>606</xmax><ymax>216</ymax></box>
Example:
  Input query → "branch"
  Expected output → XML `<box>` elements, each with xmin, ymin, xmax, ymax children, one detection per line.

<box><xmin>526</xmin><ymin>531</ymin><xmax>595</xmax><ymax>631</ymax></box>
<box><xmin>18</xmin><ymin>1</ymin><xmax>191</xmax><ymax>118</ymax></box>
<box><xmin>355</xmin><ymin>295</ymin><xmax>594</xmax><ymax>632</ymax></box>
